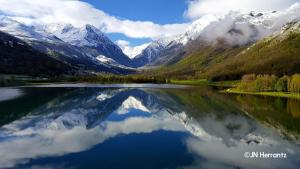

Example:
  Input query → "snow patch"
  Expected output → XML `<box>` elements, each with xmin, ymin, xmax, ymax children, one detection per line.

<box><xmin>116</xmin><ymin>96</ymin><xmax>150</xmax><ymax>115</ymax></box>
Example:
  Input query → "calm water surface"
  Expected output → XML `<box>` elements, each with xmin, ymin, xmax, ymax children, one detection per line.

<box><xmin>0</xmin><ymin>84</ymin><xmax>300</xmax><ymax>169</ymax></box>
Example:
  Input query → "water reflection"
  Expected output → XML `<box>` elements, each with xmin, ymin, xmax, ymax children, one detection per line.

<box><xmin>287</xmin><ymin>99</ymin><xmax>300</xmax><ymax>119</ymax></box>
<box><xmin>232</xmin><ymin>94</ymin><xmax>300</xmax><ymax>140</ymax></box>
<box><xmin>0</xmin><ymin>86</ymin><xmax>299</xmax><ymax>169</ymax></box>
<box><xmin>0</xmin><ymin>88</ymin><xmax>23</xmax><ymax>102</ymax></box>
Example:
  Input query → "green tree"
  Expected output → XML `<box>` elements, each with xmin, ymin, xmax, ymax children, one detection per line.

<box><xmin>289</xmin><ymin>74</ymin><xmax>300</xmax><ymax>93</ymax></box>
<box><xmin>254</xmin><ymin>74</ymin><xmax>278</xmax><ymax>92</ymax></box>
<box><xmin>275</xmin><ymin>76</ymin><xmax>289</xmax><ymax>92</ymax></box>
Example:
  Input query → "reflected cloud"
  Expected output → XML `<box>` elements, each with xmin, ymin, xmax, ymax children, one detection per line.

<box><xmin>0</xmin><ymin>88</ymin><xmax>23</xmax><ymax>102</ymax></box>
<box><xmin>185</xmin><ymin>136</ymin><xmax>299</xmax><ymax>169</ymax></box>
<box><xmin>174</xmin><ymin>111</ymin><xmax>300</xmax><ymax>169</ymax></box>
<box><xmin>0</xmin><ymin>87</ymin><xmax>300</xmax><ymax>169</ymax></box>
<box><xmin>0</xmin><ymin>115</ymin><xmax>185</xmax><ymax>168</ymax></box>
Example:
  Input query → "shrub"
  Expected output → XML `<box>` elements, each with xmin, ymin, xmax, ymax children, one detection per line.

<box><xmin>289</xmin><ymin>74</ymin><xmax>300</xmax><ymax>93</ymax></box>
<box><xmin>238</xmin><ymin>74</ymin><xmax>256</xmax><ymax>91</ymax></box>
<box><xmin>254</xmin><ymin>74</ymin><xmax>278</xmax><ymax>92</ymax></box>
<box><xmin>238</xmin><ymin>73</ymin><xmax>300</xmax><ymax>93</ymax></box>
<box><xmin>275</xmin><ymin>75</ymin><xmax>289</xmax><ymax>92</ymax></box>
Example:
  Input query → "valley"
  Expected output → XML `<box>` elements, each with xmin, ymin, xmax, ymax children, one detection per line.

<box><xmin>0</xmin><ymin>4</ymin><xmax>300</xmax><ymax>96</ymax></box>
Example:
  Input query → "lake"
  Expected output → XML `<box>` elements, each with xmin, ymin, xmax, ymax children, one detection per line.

<box><xmin>0</xmin><ymin>84</ymin><xmax>300</xmax><ymax>169</ymax></box>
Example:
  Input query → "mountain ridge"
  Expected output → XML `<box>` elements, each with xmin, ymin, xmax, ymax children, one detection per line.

<box><xmin>0</xmin><ymin>17</ymin><xmax>135</xmax><ymax>75</ymax></box>
<box><xmin>45</xmin><ymin>23</ymin><xmax>133</xmax><ymax>67</ymax></box>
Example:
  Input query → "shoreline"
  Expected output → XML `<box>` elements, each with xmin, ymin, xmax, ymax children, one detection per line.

<box><xmin>2</xmin><ymin>79</ymin><xmax>300</xmax><ymax>100</ymax></box>
<box><xmin>222</xmin><ymin>88</ymin><xmax>300</xmax><ymax>100</ymax></box>
<box><xmin>171</xmin><ymin>79</ymin><xmax>300</xmax><ymax>100</ymax></box>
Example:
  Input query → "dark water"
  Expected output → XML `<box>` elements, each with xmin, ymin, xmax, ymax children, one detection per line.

<box><xmin>0</xmin><ymin>84</ymin><xmax>300</xmax><ymax>169</ymax></box>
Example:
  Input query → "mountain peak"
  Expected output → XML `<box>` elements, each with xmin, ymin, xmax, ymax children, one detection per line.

<box><xmin>85</xmin><ymin>24</ymin><xmax>97</xmax><ymax>31</ymax></box>
<box><xmin>60</xmin><ymin>24</ymin><xmax>74</xmax><ymax>34</ymax></box>
<box><xmin>82</xmin><ymin>24</ymin><xmax>104</xmax><ymax>36</ymax></box>
<box><xmin>44</xmin><ymin>23</ymin><xmax>108</xmax><ymax>47</ymax></box>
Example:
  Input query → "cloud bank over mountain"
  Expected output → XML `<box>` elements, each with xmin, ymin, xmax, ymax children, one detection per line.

<box><xmin>0</xmin><ymin>0</ymin><xmax>188</xmax><ymax>39</ymax></box>
<box><xmin>185</xmin><ymin>0</ymin><xmax>299</xmax><ymax>19</ymax></box>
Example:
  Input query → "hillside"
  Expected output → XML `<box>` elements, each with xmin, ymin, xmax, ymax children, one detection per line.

<box><xmin>147</xmin><ymin>21</ymin><xmax>300</xmax><ymax>80</ymax></box>
<box><xmin>0</xmin><ymin>31</ymin><xmax>75</xmax><ymax>77</ymax></box>
<box><xmin>145</xmin><ymin>39</ymin><xmax>247</xmax><ymax>79</ymax></box>
<box><xmin>202</xmin><ymin>21</ymin><xmax>300</xmax><ymax>80</ymax></box>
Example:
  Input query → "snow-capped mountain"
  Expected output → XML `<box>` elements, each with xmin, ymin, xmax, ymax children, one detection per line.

<box><xmin>0</xmin><ymin>17</ymin><xmax>135</xmax><ymax>74</ymax></box>
<box><xmin>130</xmin><ymin>15</ymin><xmax>220</xmax><ymax>67</ymax></box>
<box><xmin>132</xmin><ymin>4</ymin><xmax>300</xmax><ymax>67</ymax></box>
<box><xmin>44</xmin><ymin>23</ymin><xmax>133</xmax><ymax>67</ymax></box>
<box><xmin>1</xmin><ymin>4</ymin><xmax>299</xmax><ymax>73</ymax></box>
<box><xmin>178</xmin><ymin>4</ymin><xmax>300</xmax><ymax>46</ymax></box>
<box><xmin>45</xmin><ymin>23</ymin><xmax>110</xmax><ymax>47</ymax></box>
<box><xmin>175</xmin><ymin>14</ymin><xmax>219</xmax><ymax>45</ymax></box>
<box><xmin>197</xmin><ymin>8</ymin><xmax>300</xmax><ymax>46</ymax></box>
<box><xmin>132</xmin><ymin>37</ymin><xmax>180</xmax><ymax>67</ymax></box>
<box><xmin>0</xmin><ymin>16</ymin><xmax>61</xmax><ymax>43</ymax></box>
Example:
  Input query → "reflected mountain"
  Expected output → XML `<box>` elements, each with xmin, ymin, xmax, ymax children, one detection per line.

<box><xmin>0</xmin><ymin>86</ymin><xmax>300</xmax><ymax>169</ymax></box>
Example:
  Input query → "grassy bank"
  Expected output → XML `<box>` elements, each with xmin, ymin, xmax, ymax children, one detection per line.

<box><xmin>219</xmin><ymin>73</ymin><xmax>300</xmax><ymax>100</ymax></box>
<box><xmin>223</xmin><ymin>88</ymin><xmax>300</xmax><ymax>100</ymax></box>
<box><xmin>171</xmin><ymin>79</ymin><xmax>300</xmax><ymax>100</ymax></box>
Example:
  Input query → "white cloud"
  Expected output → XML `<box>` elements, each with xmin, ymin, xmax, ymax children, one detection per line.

<box><xmin>187</xmin><ymin>3</ymin><xmax>300</xmax><ymax>46</ymax></box>
<box><xmin>0</xmin><ymin>0</ymin><xmax>188</xmax><ymax>39</ymax></box>
<box><xmin>0</xmin><ymin>114</ymin><xmax>184</xmax><ymax>168</ymax></box>
<box><xmin>116</xmin><ymin>40</ymin><xmax>149</xmax><ymax>59</ymax></box>
<box><xmin>185</xmin><ymin>0</ymin><xmax>299</xmax><ymax>19</ymax></box>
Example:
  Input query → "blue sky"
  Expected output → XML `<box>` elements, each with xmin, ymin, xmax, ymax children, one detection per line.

<box><xmin>82</xmin><ymin>0</ymin><xmax>188</xmax><ymax>24</ymax></box>
<box><xmin>82</xmin><ymin>0</ymin><xmax>188</xmax><ymax>46</ymax></box>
